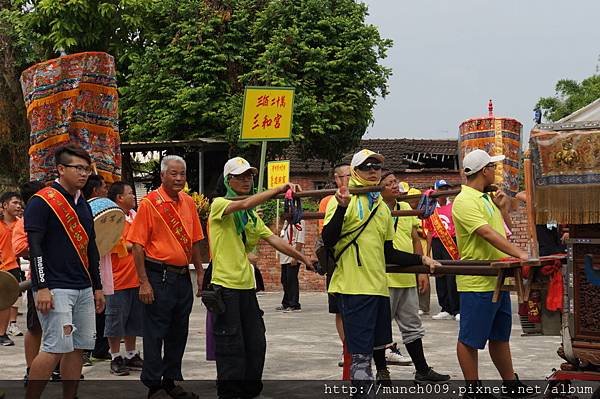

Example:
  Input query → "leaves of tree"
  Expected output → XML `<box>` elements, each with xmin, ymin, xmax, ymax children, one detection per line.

<box><xmin>536</xmin><ymin>75</ymin><xmax>600</xmax><ymax>122</ymax></box>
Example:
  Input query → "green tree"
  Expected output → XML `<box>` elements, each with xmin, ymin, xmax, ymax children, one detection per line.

<box><xmin>121</xmin><ymin>0</ymin><xmax>392</xmax><ymax>163</ymax></box>
<box><xmin>0</xmin><ymin>0</ymin><xmax>41</xmax><ymax>184</ymax></box>
<box><xmin>0</xmin><ymin>0</ymin><xmax>151</xmax><ymax>182</ymax></box>
<box><xmin>536</xmin><ymin>75</ymin><xmax>600</xmax><ymax>122</ymax></box>
<box><xmin>2</xmin><ymin>0</ymin><xmax>391</xmax><ymax>181</ymax></box>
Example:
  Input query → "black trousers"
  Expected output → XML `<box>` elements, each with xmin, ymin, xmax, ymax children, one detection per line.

<box><xmin>214</xmin><ymin>287</ymin><xmax>266</xmax><ymax>399</ymax></box>
<box><xmin>141</xmin><ymin>265</ymin><xmax>193</xmax><ymax>389</ymax></box>
<box><xmin>432</xmin><ymin>238</ymin><xmax>460</xmax><ymax>315</ymax></box>
<box><xmin>92</xmin><ymin>310</ymin><xmax>110</xmax><ymax>357</ymax></box>
<box><xmin>280</xmin><ymin>263</ymin><xmax>300</xmax><ymax>309</ymax></box>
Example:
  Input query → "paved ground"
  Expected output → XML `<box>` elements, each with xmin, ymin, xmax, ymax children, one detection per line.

<box><xmin>0</xmin><ymin>276</ymin><xmax>581</xmax><ymax>397</ymax></box>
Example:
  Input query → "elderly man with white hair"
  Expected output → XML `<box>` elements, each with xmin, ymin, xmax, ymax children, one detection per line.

<box><xmin>128</xmin><ymin>155</ymin><xmax>205</xmax><ymax>399</ymax></box>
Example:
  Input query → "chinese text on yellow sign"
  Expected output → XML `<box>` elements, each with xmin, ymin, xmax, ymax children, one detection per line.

<box><xmin>267</xmin><ymin>161</ymin><xmax>290</xmax><ymax>190</ymax></box>
<box><xmin>240</xmin><ymin>87</ymin><xmax>294</xmax><ymax>141</ymax></box>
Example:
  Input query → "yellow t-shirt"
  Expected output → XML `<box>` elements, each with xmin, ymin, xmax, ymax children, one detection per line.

<box><xmin>387</xmin><ymin>201</ymin><xmax>418</xmax><ymax>288</ymax></box>
<box><xmin>452</xmin><ymin>185</ymin><xmax>508</xmax><ymax>292</ymax></box>
<box><xmin>325</xmin><ymin>194</ymin><xmax>394</xmax><ymax>297</ymax></box>
<box><xmin>209</xmin><ymin>198</ymin><xmax>273</xmax><ymax>289</ymax></box>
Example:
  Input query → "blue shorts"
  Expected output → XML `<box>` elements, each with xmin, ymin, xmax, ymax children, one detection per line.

<box><xmin>36</xmin><ymin>288</ymin><xmax>96</xmax><ymax>353</ymax></box>
<box><xmin>104</xmin><ymin>287</ymin><xmax>144</xmax><ymax>338</ymax></box>
<box><xmin>458</xmin><ymin>291</ymin><xmax>511</xmax><ymax>350</ymax></box>
<box><xmin>338</xmin><ymin>294</ymin><xmax>392</xmax><ymax>354</ymax></box>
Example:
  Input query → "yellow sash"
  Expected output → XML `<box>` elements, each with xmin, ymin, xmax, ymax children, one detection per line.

<box><xmin>144</xmin><ymin>190</ymin><xmax>192</xmax><ymax>263</ymax></box>
<box><xmin>429</xmin><ymin>209</ymin><xmax>460</xmax><ymax>260</ymax></box>
<box><xmin>35</xmin><ymin>187</ymin><xmax>91</xmax><ymax>279</ymax></box>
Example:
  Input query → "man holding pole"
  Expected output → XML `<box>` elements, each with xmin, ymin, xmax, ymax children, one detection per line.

<box><xmin>209</xmin><ymin>156</ymin><xmax>313</xmax><ymax>399</ymax></box>
<box><xmin>452</xmin><ymin>149</ymin><xmax>530</xmax><ymax>398</ymax></box>
<box><xmin>322</xmin><ymin>149</ymin><xmax>439</xmax><ymax>392</ymax></box>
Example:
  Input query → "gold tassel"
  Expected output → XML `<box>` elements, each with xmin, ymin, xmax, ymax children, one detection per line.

<box><xmin>536</xmin><ymin>186</ymin><xmax>600</xmax><ymax>224</ymax></box>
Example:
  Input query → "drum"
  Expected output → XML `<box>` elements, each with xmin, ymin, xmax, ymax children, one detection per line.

<box><xmin>0</xmin><ymin>271</ymin><xmax>20</xmax><ymax>311</ymax></box>
<box><xmin>459</xmin><ymin>102</ymin><xmax>522</xmax><ymax>196</ymax></box>
<box><xmin>88</xmin><ymin>197</ymin><xmax>125</xmax><ymax>257</ymax></box>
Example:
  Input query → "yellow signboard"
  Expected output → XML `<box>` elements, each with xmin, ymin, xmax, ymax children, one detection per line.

<box><xmin>267</xmin><ymin>160</ymin><xmax>290</xmax><ymax>189</ymax></box>
<box><xmin>240</xmin><ymin>86</ymin><xmax>294</xmax><ymax>141</ymax></box>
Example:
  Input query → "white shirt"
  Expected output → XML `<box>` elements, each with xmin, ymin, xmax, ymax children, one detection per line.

<box><xmin>277</xmin><ymin>220</ymin><xmax>305</xmax><ymax>264</ymax></box>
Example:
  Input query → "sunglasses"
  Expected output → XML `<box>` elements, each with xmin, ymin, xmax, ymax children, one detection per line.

<box><xmin>357</xmin><ymin>162</ymin><xmax>382</xmax><ymax>171</ymax></box>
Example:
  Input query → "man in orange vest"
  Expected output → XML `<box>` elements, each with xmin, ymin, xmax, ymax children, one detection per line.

<box><xmin>128</xmin><ymin>155</ymin><xmax>205</xmax><ymax>399</ymax></box>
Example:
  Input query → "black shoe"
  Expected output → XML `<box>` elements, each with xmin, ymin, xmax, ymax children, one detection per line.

<box><xmin>376</xmin><ymin>367</ymin><xmax>392</xmax><ymax>387</ymax></box>
<box><xmin>110</xmin><ymin>356</ymin><xmax>130</xmax><ymax>376</ymax></box>
<box><xmin>50</xmin><ymin>369</ymin><xmax>61</xmax><ymax>382</ymax></box>
<box><xmin>0</xmin><ymin>335</ymin><xmax>14</xmax><ymax>346</ymax></box>
<box><xmin>463</xmin><ymin>381</ymin><xmax>499</xmax><ymax>399</ymax></box>
<box><xmin>165</xmin><ymin>385</ymin><xmax>199</xmax><ymax>399</ymax></box>
<box><xmin>414</xmin><ymin>367</ymin><xmax>451</xmax><ymax>384</ymax></box>
<box><xmin>125</xmin><ymin>353</ymin><xmax>144</xmax><ymax>371</ymax></box>
<box><xmin>82</xmin><ymin>352</ymin><xmax>92</xmax><ymax>367</ymax></box>
<box><xmin>148</xmin><ymin>389</ymin><xmax>172</xmax><ymax>399</ymax></box>
<box><xmin>501</xmin><ymin>374</ymin><xmax>535</xmax><ymax>398</ymax></box>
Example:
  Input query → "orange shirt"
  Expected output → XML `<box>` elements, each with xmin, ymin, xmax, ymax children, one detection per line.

<box><xmin>111</xmin><ymin>212</ymin><xmax>139</xmax><ymax>290</ymax></box>
<box><xmin>127</xmin><ymin>186</ymin><xmax>204</xmax><ymax>266</ymax></box>
<box><xmin>318</xmin><ymin>195</ymin><xmax>333</xmax><ymax>233</ymax></box>
<box><xmin>0</xmin><ymin>220</ymin><xmax>18</xmax><ymax>271</ymax></box>
<box><xmin>12</xmin><ymin>217</ymin><xmax>28</xmax><ymax>258</ymax></box>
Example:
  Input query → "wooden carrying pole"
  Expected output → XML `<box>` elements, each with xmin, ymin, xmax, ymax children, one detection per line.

<box><xmin>230</xmin><ymin>186</ymin><xmax>471</xmax><ymax>201</ymax></box>
<box><xmin>302</xmin><ymin>209</ymin><xmax>423</xmax><ymax>220</ymax></box>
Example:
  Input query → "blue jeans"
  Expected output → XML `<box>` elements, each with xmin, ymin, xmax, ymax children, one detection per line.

<box><xmin>36</xmin><ymin>287</ymin><xmax>95</xmax><ymax>353</ymax></box>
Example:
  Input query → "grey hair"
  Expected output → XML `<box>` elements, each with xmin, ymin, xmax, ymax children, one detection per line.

<box><xmin>160</xmin><ymin>155</ymin><xmax>186</xmax><ymax>172</ymax></box>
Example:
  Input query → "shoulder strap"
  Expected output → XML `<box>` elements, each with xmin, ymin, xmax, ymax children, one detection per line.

<box><xmin>334</xmin><ymin>204</ymin><xmax>380</xmax><ymax>262</ymax></box>
<box><xmin>393</xmin><ymin>202</ymin><xmax>401</xmax><ymax>232</ymax></box>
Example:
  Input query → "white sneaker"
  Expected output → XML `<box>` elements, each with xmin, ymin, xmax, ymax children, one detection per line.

<box><xmin>7</xmin><ymin>322</ymin><xmax>23</xmax><ymax>337</ymax></box>
<box><xmin>431</xmin><ymin>311</ymin><xmax>454</xmax><ymax>320</ymax></box>
<box><xmin>417</xmin><ymin>309</ymin><xmax>424</xmax><ymax>316</ymax></box>
<box><xmin>385</xmin><ymin>344</ymin><xmax>413</xmax><ymax>366</ymax></box>
<box><xmin>454</xmin><ymin>313</ymin><xmax>460</xmax><ymax>321</ymax></box>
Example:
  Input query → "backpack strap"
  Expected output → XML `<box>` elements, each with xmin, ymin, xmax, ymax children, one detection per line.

<box><xmin>334</xmin><ymin>204</ymin><xmax>380</xmax><ymax>266</ymax></box>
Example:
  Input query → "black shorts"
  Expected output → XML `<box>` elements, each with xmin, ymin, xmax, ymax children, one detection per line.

<box><xmin>27</xmin><ymin>289</ymin><xmax>41</xmax><ymax>333</ymax></box>
<box><xmin>326</xmin><ymin>273</ymin><xmax>339</xmax><ymax>314</ymax></box>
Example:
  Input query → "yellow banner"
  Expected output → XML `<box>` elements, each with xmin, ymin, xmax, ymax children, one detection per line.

<box><xmin>267</xmin><ymin>160</ymin><xmax>290</xmax><ymax>189</ymax></box>
<box><xmin>240</xmin><ymin>87</ymin><xmax>294</xmax><ymax>141</ymax></box>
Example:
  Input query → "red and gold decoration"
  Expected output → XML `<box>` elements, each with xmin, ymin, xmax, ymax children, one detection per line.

<box><xmin>459</xmin><ymin>100</ymin><xmax>522</xmax><ymax>196</ymax></box>
<box><xmin>529</xmin><ymin>122</ymin><xmax>600</xmax><ymax>224</ymax></box>
<box><xmin>20</xmin><ymin>52</ymin><xmax>122</xmax><ymax>183</ymax></box>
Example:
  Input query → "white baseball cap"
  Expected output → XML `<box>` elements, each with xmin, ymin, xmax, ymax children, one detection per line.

<box><xmin>223</xmin><ymin>157</ymin><xmax>258</xmax><ymax>176</ymax></box>
<box><xmin>462</xmin><ymin>149</ymin><xmax>505</xmax><ymax>176</ymax></box>
<box><xmin>350</xmin><ymin>149</ymin><xmax>385</xmax><ymax>167</ymax></box>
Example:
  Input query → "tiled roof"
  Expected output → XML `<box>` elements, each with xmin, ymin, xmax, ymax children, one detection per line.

<box><xmin>285</xmin><ymin>138</ymin><xmax>459</xmax><ymax>173</ymax></box>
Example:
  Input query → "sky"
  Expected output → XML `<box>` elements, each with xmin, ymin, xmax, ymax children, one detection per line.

<box><xmin>361</xmin><ymin>0</ymin><xmax>600</xmax><ymax>146</ymax></box>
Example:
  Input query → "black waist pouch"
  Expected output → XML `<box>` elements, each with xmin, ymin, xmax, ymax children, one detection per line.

<box><xmin>200</xmin><ymin>262</ymin><xmax>226</xmax><ymax>314</ymax></box>
<box><xmin>201</xmin><ymin>284</ymin><xmax>226</xmax><ymax>314</ymax></box>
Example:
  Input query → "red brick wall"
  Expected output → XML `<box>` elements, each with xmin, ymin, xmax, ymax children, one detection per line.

<box><xmin>257</xmin><ymin>171</ymin><xmax>530</xmax><ymax>291</ymax></box>
<box><xmin>256</xmin><ymin>219</ymin><xmax>326</xmax><ymax>292</ymax></box>
<box><xmin>509</xmin><ymin>205</ymin><xmax>528</xmax><ymax>250</ymax></box>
